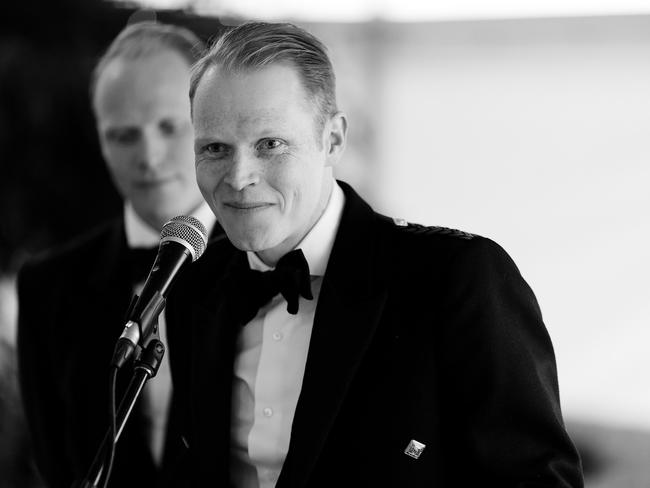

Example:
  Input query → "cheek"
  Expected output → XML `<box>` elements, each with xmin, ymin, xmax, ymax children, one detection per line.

<box><xmin>290</xmin><ymin>161</ymin><xmax>324</xmax><ymax>207</ymax></box>
<box><xmin>177</xmin><ymin>158</ymin><xmax>198</xmax><ymax>184</ymax></box>
<box><xmin>266</xmin><ymin>163</ymin><xmax>311</xmax><ymax>213</ymax></box>
<box><xmin>103</xmin><ymin>145</ymin><xmax>135</xmax><ymax>174</ymax></box>
<box><xmin>169</xmin><ymin>140</ymin><xmax>194</xmax><ymax>168</ymax></box>
<box><xmin>195</xmin><ymin>162</ymin><xmax>222</xmax><ymax>193</ymax></box>
<box><xmin>103</xmin><ymin>158</ymin><xmax>134</xmax><ymax>199</ymax></box>
<box><xmin>106</xmin><ymin>162</ymin><xmax>132</xmax><ymax>189</ymax></box>
<box><xmin>166</xmin><ymin>137</ymin><xmax>194</xmax><ymax>157</ymax></box>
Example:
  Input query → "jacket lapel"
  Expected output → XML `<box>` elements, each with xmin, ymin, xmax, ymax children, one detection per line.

<box><xmin>189</xmin><ymin>250</ymin><xmax>248</xmax><ymax>481</ymax></box>
<box><xmin>69</xmin><ymin>220</ymin><xmax>132</xmax><ymax>393</ymax></box>
<box><xmin>62</xmin><ymin>221</ymin><xmax>156</xmax><ymax>471</ymax></box>
<box><xmin>278</xmin><ymin>182</ymin><xmax>388</xmax><ymax>487</ymax></box>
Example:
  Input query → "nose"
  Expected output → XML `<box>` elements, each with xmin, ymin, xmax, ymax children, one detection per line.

<box><xmin>137</xmin><ymin>131</ymin><xmax>166</xmax><ymax>171</ymax></box>
<box><xmin>223</xmin><ymin>150</ymin><xmax>259</xmax><ymax>191</ymax></box>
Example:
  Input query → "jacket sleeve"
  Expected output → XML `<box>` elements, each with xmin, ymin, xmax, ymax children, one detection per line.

<box><xmin>17</xmin><ymin>260</ymin><xmax>72</xmax><ymax>488</ymax></box>
<box><xmin>437</xmin><ymin>237</ymin><xmax>583</xmax><ymax>487</ymax></box>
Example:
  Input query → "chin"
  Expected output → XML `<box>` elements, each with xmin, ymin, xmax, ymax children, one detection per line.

<box><xmin>228</xmin><ymin>235</ymin><xmax>270</xmax><ymax>253</ymax></box>
<box><xmin>225</xmin><ymin>225</ymin><xmax>279</xmax><ymax>253</ymax></box>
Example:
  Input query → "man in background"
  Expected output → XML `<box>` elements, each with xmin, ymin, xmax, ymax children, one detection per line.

<box><xmin>165</xmin><ymin>21</ymin><xmax>584</xmax><ymax>487</ymax></box>
<box><xmin>18</xmin><ymin>21</ymin><xmax>217</xmax><ymax>488</ymax></box>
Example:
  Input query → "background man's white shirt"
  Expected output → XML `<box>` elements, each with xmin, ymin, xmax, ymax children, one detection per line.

<box><xmin>124</xmin><ymin>201</ymin><xmax>216</xmax><ymax>465</ymax></box>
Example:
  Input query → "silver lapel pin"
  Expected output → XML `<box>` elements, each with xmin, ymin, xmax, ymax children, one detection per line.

<box><xmin>404</xmin><ymin>439</ymin><xmax>426</xmax><ymax>459</ymax></box>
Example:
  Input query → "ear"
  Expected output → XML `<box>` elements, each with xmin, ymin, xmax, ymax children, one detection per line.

<box><xmin>324</xmin><ymin>111</ymin><xmax>348</xmax><ymax>167</ymax></box>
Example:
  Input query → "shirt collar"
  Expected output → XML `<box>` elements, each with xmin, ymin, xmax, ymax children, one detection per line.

<box><xmin>247</xmin><ymin>180</ymin><xmax>345</xmax><ymax>276</ymax></box>
<box><xmin>124</xmin><ymin>201</ymin><xmax>218</xmax><ymax>249</ymax></box>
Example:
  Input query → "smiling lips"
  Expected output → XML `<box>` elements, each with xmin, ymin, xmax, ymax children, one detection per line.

<box><xmin>224</xmin><ymin>201</ymin><xmax>272</xmax><ymax>212</ymax></box>
<box><xmin>134</xmin><ymin>177</ymin><xmax>174</xmax><ymax>189</ymax></box>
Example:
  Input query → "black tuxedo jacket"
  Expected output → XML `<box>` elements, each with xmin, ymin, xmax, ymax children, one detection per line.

<box><xmin>165</xmin><ymin>181</ymin><xmax>583</xmax><ymax>487</ymax></box>
<box><xmin>17</xmin><ymin>218</ymin><xmax>222</xmax><ymax>488</ymax></box>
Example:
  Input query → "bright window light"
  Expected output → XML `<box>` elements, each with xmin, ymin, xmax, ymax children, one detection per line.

<box><xmin>116</xmin><ymin>0</ymin><xmax>650</xmax><ymax>22</ymax></box>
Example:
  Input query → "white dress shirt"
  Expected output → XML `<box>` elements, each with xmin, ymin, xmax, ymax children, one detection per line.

<box><xmin>124</xmin><ymin>201</ymin><xmax>216</xmax><ymax>465</ymax></box>
<box><xmin>230</xmin><ymin>181</ymin><xmax>345</xmax><ymax>488</ymax></box>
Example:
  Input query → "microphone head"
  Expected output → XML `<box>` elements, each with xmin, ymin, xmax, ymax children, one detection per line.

<box><xmin>160</xmin><ymin>215</ymin><xmax>208</xmax><ymax>262</ymax></box>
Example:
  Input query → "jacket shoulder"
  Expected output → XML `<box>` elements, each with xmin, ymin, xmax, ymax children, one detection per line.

<box><xmin>372</xmin><ymin>213</ymin><xmax>518</xmax><ymax>276</ymax></box>
<box><xmin>18</xmin><ymin>220</ymin><xmax>122</xmax><ymax>284</ymax></box>
<box><xmin>390</xmin><ymin>218</ymin><xmax>476</xmax><ymax>241</ymax></box>
<box><xmin>376</xmin><ymin>214</ymin><xmax>478</xmax><ymax>244</ymax></box>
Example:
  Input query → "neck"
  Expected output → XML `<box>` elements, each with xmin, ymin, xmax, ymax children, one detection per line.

<box><xmin>135</xmin><ymin>200</ymin><xmax>205</xmax><ymax>234</ymax></box>
<box><xmin>255</xmin><ymin>177</ymin><xmax>333</xmax><ymax>267</ymax></box>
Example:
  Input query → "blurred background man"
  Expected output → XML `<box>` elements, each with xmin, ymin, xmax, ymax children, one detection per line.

<box><xmin>17</xmin><ymin>21</ymin><xmax>218</xmax><ymax>488</ymax></box>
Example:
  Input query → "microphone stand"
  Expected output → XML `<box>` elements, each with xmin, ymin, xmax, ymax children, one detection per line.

<box><xmin>74</xmin><ymin>329</ymin><xmax>165</xmax><ymax>488</ymax></box>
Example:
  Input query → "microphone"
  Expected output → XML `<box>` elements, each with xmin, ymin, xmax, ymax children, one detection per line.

<box><xmin>111</xmin><ymin>215</ymin><xmax>208</xmax><ymax>368</ymax></box>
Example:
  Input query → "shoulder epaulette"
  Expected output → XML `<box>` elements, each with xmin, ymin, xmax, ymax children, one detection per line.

<box><xmin>392</xmin><ymin>217</ymin><xmax>475</xmax><ymax>240</ymax></box>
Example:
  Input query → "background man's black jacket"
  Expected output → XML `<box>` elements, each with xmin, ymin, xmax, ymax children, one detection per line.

<box><xmin>17</xmin><ymin>218</ymin><xmax>222</xmax><ymax>488</ymax></box>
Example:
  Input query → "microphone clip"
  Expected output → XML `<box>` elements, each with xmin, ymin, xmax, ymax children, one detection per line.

<box><xmin>110</xmin><ymin>291</ymin><xmax>166</xmax><ymax>369</ymax></box>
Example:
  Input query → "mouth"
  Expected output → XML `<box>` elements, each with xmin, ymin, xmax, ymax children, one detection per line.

<box><xmin>223</xmin><ymin>201</ymin><xmax>273</xmax><ymax>212</ymax></box>
<box><xmin>133</xmin><ymin>177</ymin><xmax>174</xmax><ymax>189</ymax></box>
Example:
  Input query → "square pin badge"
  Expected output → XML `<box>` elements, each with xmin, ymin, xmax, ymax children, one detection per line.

<box><xmin>404</xmin><ymin>439</ymin><xmax>426</xmax><ymax>459</ymax></box>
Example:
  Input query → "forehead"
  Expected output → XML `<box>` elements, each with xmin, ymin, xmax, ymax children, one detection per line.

<box><xmin>94</xmin><ymin>50</ymin><xmax>191</xmax><ymax>126</ymax></box>
<box><xmin>192</xmin><ymin>63</ymin><xmax>317</xmax><ymax>136</ymax></box>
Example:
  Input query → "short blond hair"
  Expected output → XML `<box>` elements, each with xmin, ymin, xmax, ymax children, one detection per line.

<box><xmin>190</xmin><ymin>22</ymin><xmax>337</xmax><ymax>129</ymax></box>
<box><xmin>90</xmin><ymin>21</ymin><xmax>205</xmax><ymax>102</ymax></box>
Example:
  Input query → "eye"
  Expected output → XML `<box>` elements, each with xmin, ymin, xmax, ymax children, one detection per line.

<box><xmin>159</xmin><ymin>119</ymin><xmax>177</xmax><ymax>136</ymax></box>
<box><xmin>258</xmin><ymin>139</ymin><xmax>284</xmax><ymax>151</ymax></box>
<box><xmin>106</xmin><ymin>128</ymin><xmax>140</xmax><ymax>145</ymax></box>
<box><xmin>204</xmin><ymin>143</ymin><xmax>230</xmax><ymax>157</ymax></box>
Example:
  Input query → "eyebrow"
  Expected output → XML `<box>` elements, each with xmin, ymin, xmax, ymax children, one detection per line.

<box><xmin>194</xmin><ymin>137</ymin><xmax>218</xmax><ymax>147</ymax></box>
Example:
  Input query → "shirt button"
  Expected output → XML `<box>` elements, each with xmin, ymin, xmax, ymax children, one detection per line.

<box><xmin>263</xmin><ymin>407</ymin><xmax>273</xmax><ymax>417</ymax></box>
<box><xmin>272</xmin><ymin>331</ymin><xmax>283</xmax><ymax>341</ymax></box>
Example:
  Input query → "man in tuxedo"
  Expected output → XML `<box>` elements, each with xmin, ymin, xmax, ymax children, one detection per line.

<box><xmin>18</xmin><ymin>22</ymin><xmax>218</xmax><ymax>488</ymax></box>
<box><xmin>165</xmin><ymin>22</ymin><xmax>584</xmax><ymax>487</ymax></box>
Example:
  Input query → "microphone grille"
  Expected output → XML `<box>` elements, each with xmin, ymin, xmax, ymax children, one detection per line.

<box><xmin>160</xmin><ymin>215</ymin><xmax>208</xmax><ymax>262</ymax></box>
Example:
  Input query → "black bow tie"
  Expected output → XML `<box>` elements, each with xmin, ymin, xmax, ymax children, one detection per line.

<box><xmin>231</xmin><ymin>249</ymin><xmax>314</xmax><ymax>326</ymax></box>
<box><xmin>127</xmin><ymin>246</ymin><xmax>159</xmax><ymax>284</ymax></box>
